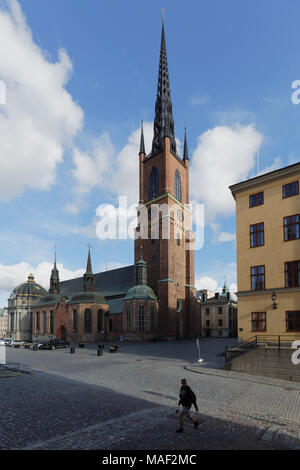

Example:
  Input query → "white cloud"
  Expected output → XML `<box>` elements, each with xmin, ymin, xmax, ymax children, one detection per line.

<box><xmin>190</xmin><ymin>94</ymin><xmax>210</xmax><ymax>106</ymax></box>
<box><xmin>70</xmin><ymin>122</ymin><xmax>153</xmax><ymax>208</ymax></box>
<box><xmin>71</xmin><ymin>133</ymin><xmax>114</xmax><ymax>194</ymax></box>
<box><xmin>209</xmin><ymin>222</ymin><xmax>236</xmax><ymax>244</ymax></box>
<box><xmin>0</xmin><ymin>0</ymin><xmax>83</xmax><ymax>201</ymax></box>
<box><xmin>195</xmin><ymin>276</ymin><xmax>218</xmax><ymax>292</ymax></box>
<box><xmin>259</xmin><ymin>157</ymin><xmax>282</xmax><ymax>176</ymax></box>
<box><xmin>218</xmin><ymin>232</ymin><xmax>236</xmax><ymax>243</ymax></box>
<box><xmin>0</xmin><ymin>260</ymin><xmax>84</xmax><ymax>295</ymax></box>
<box><xmin>190</xmin><ymin>124</ymin><xmax>263</xmax><ymax>221</ymax></box>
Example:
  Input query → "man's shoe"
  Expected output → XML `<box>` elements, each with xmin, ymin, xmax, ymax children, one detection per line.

<box><xmin>176</xmin><ymin>427</ymin><xmax>184</xmax><ymax>433</ymax></box>
<box><xmin>194</xmin><ymin>421</ymin><xmax>199</xmax><ymax>429</ymax></box>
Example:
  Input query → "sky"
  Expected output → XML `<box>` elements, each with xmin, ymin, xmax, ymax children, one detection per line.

<box><xmin>0</xmin><ymin>0</ymin><xmax>300</xmax><ymax>306</ymax></box>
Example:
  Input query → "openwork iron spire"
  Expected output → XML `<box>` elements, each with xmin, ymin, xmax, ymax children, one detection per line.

<box><xmin>151</xmin><ymin>19</ymin><xmax>177</xmax><ymax>156</ymax></box>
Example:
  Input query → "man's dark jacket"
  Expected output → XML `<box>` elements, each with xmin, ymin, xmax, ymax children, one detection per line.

<box><xmin>178</xmin><ymin>385</ymin><xmax>198</xmax><ymax>411</ymax></box>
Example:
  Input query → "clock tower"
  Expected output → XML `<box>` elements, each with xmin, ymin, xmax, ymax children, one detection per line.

<box><xmin>134</xmin><ymin>19</ymin><xmax>198</xmax><ymax>339</ymax></box>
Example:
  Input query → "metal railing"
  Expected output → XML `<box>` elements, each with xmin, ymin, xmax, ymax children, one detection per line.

<box><xmin>225</xmin><ymin>334</ymin><xmax>300</xmax><ymax>362</ymax></box>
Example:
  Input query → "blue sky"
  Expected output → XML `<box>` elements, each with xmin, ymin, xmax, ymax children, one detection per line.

<box><xmin>0</xmin><ymin>0</ymin><xmax>300</xmax><ymax>306</ymax></box>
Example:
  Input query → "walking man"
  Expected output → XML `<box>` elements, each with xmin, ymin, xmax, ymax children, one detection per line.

<box><xmin>176</xmin><ymin>378</ymin><xmax>199</xmax><ymax>433</ymax></box>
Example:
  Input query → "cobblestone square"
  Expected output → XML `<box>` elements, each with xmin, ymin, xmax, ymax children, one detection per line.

<box><xmin>1</xmin><ymin>339</ymin><xmax>300</xmax><ymax>450</ymax></box>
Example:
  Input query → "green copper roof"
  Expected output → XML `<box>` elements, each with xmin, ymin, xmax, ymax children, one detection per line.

<box><xmin>69</xmin><ymin>291</ymin><xmax>107</xmax><ymax>305</ymax></box>
<box><xmin>10</xmin><ymin>274</ymin><xmax>48</xmax><ymax>299</ymax></box>
<box><xmin>125</xmin><ymin>284</ymin><xmax>157</xmax><ymax>300</ymax></box>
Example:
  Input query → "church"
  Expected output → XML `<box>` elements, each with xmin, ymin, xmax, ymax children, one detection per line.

<box><xmin>28</xmin><ymin>20</ymin><xmax>200</xmax><ymax>342</ymax></box>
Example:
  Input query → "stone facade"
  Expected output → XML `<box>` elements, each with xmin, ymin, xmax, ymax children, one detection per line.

<box><xmin>230</xmin><ymin>162</ymin><xmax>300</xmax><ymax>342</ymax></box>
<box><xmin>199</xmin><ymin>289</ymin><xmax>238</xmax><ymax>338</ymax></box>
<box><xmin>0</xmin><ymin>308</ymin><xmax>8</xmax><ymax>338</ymax></box>
<box><xmin>7</xmin><ymin>274</ymin><xmax>47</xmax><ymax>341</ymax></box>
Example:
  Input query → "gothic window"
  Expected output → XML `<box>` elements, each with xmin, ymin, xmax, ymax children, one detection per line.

<box><xmin>174</xmin><ymin>170</ymin><xmax>182</xmax><ymax>202</ymax></box>
<box><xmin>50</xmin><ymin>311</ymin><xmax>54</xmax><ymax>335</ymax></box>
<box><xmin>97</xmin><ymin>310</ymin><xmax>103</xmax><ymax>333</ymax></box>
<box><xmin>150</xmin><ymin>305</ymin><xmax>155</xmax><ymax>332</ymax></box>
<box><xmin>84</xmin><ymin>309</ymin><xmax>92</xmax><ymax>333</ymax></box>
<box><xmin>149</xmin><ymin>167</ymin><xmax>159</xmax><ymax>201</ymax></box>
<box><xmin>126</xmin><ymin>304</ymin><xmax>131</xmax><ymax>333</ymax></box>
<box><xmin>138</xmin><ymin>305</ymin><xmax>145</xmax><ymax>333</ymax></box>
<box><xmin>73</xmin><ymin>310</ymin><xmax>77</xmax><ymax>333</ymax></box>
<box><xmin>36</xmin><ymin>312</ymin><xmax>40</xmax><ymax>332</ymax></box>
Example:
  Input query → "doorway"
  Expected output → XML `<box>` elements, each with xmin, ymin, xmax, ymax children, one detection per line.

<box><xmin>57</xmin><ymin>325</ymin><xmax>67</xmax><ymax>341</ymax></box>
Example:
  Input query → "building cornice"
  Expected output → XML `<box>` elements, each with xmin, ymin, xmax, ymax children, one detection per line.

<box><xmin>237</xmin><ymin>287</ymin><xmax>300</xmax><ymax>297</ymax></box>
<box><xmin>229</xmin><ymin>162</ymin><xmax>300</xmax><ymax>199</ymax></box>
<box><xmin>144</xmin><ymin>193</ymin><xmax>193</xmax><ymax>213</ymax></box>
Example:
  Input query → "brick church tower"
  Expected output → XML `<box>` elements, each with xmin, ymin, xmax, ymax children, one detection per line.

<box><xmin>134</xmin><ymin>19</ymin><xmax>198</xmax><ymax>340</ymax></box>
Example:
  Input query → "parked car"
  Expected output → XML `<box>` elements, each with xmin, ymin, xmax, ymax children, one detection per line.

<box><xmin>10</xmin><ymin>340</ymin><xmax>25</xmax><ymax>348</ymax></box>
<box><xmin>0</xmin><ymin>339</ymin><xmax>11</xmax><ymax>346</ymax></box>
<box><xmin>37</xmin><ymin>339</ymin><xmax>69</xmax><ymax>350</ymax></box>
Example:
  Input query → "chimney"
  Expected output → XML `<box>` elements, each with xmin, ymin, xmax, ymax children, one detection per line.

<box><xmin>215</xmin><ymin>292</ymin><xmax>220</xmax><ymax>300</ymax></box>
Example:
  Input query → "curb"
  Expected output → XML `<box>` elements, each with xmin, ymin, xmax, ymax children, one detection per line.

<box><xmin>185</xmin><ymin>364</ymin><xmax>300</xmax><ymax>391</ymax></box>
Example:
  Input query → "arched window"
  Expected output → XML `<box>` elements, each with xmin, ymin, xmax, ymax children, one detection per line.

<box><xmin>150</xmin><ymin>305</ymin><xmax>155</xmax><ymax>332</ymax></box>
<box><xmin>139</xmin><ymin>305</ymin><xmax>145</xmax><ymax>333</ymax></box>
<box><xmin>97</xmin><ymin>310</ymin><xmax>103</xmax><ymax>333</ymax></box>
<box><xmin>36</xmin><ymin>312</ymin><xmax>40</xmax><ymax>332</ymax></box>
<box><xmin>84</xmin><ymin>309</ymin><xmax>92</xmax><ymax>334</ymax></box>
<box><xmin>149</xmin><ymin>167</ymin><xmax>159</xmax><ymax>200</ymax></box>
<box><xmin>126</xmin><ymin>304</ymin><xmax>131</xmax><ymax>333</ymax></box>
<box><xmin>174</xmin><ymin>170</ymin><xmax>182</xmax><ymax>202</ymax></box>
<box><xmin>72</xmin><ymin>310</ymin><xmax>77</xmax><ymax>333</ymax></box>
<box><xmin>50</xmin><ymin>311</ymin><xmax>54</xmax><ymax>335</ymax></box>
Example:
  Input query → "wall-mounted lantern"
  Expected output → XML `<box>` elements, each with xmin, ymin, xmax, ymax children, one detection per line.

<box><xmin>271</xmin><ymin>291</ymin><xmax>278</xmax><ymax>310</ymax></box>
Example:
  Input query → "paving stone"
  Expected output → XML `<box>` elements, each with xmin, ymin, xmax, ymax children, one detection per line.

<box><xmin>1</xmin><ymin>339</ymin><xmax>300</xmax><ymax>450</ymax></box>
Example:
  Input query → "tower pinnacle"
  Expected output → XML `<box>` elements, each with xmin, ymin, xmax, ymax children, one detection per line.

<box><xmin>49</xmin><ymin>247</ymin><xmax>59</xmax><ymax>294</ymax></box>
<box><xmin>183</xmin><ymin>126</ymin><xmax>189</xmax><ymax>160</ymax></box>
<box><xmin>139</xmin><ymin>120</ymin><xmax>145</xmax><ymax>155</ymax></box>
<box><xmin>84</xmin><ymin>244</ymin><xmax>94</xmax><ymax>292</ymax></box>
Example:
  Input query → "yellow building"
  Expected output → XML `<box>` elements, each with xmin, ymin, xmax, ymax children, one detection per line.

<box><xmin>230</xmin><ymin>162</ymin><xmax>300</xmax><ymax>342</ymax></box>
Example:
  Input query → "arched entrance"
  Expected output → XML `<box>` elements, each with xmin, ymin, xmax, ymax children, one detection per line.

<box><xmin>57</xmin><ymin>325</ymin><xmax>67</xmax><ymax>341</ymax></box>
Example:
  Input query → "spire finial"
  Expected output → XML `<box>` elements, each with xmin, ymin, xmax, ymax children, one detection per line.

<box><xmin>84</xmin><ymin>243</ymin><xmax>94</xmax><ymax>291</ymax></box>
<box><xmin>162</xmin><ymin>8</ymin><xmax>165</xmax><ymax>24</ymax></box>
<box><xmin>139</xmin><ymin>120</ymin><xmax>145</xmax><ymax>155</ymax></box>
<box><xmin>86</xmin><ymin>242</ymin><xmax>93</xmax><ymax>274</ymax></box>
<box><xmin>183</xmin><ymin>125</ymin><xmax>189</xmax><ymax>160</ymax></box>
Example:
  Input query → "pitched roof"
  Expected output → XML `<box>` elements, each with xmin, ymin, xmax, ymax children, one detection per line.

<box><xmin>59</xmin><ymin>265</ymin><xmax>135</xmax><ymax>300</ymax></box>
